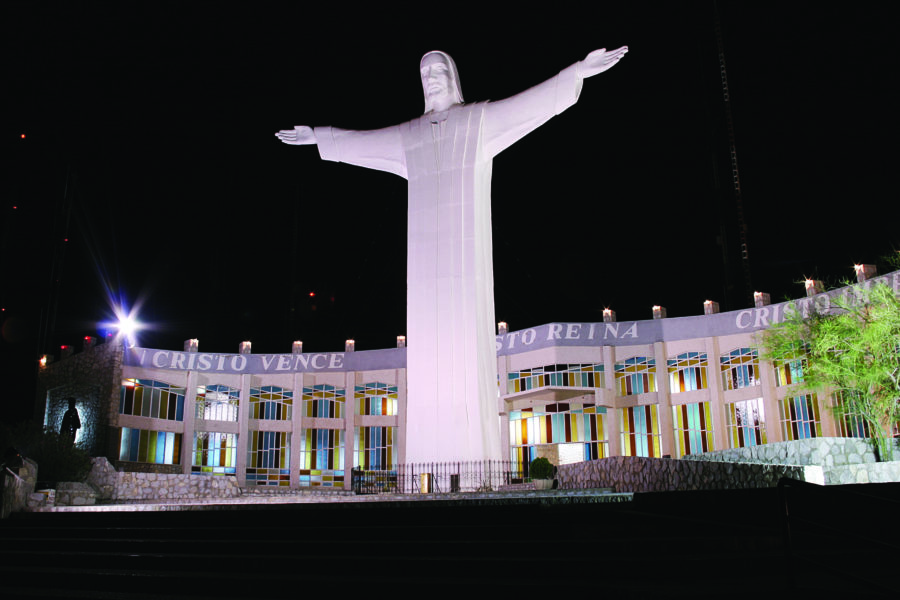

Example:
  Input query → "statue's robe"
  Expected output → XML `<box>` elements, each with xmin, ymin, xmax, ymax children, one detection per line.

<box><xmin>314</xmin><ymin>64</ymin><xmax>583</xmax><ymax>463</ymax></box>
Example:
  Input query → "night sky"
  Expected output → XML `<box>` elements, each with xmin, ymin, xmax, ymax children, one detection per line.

<box><xmin>3</xmin><ymin>3</ymin><xmax>896</xmax><ymax>422</ymax></box>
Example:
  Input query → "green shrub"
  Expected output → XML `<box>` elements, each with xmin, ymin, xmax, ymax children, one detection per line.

<box><xmin>529</xmin><ymin>457</ymin><xmax>554</xmax><ymax>480</ymax></box>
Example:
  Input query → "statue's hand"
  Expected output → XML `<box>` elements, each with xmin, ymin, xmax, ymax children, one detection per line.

<box><xmin>275</xmin><ymin>125</ymin><xmax>317</xmax><ymax>145</ymax></box>
<box><xmin>579</xmin><ymin>46</ymin><xmax>628</xmax><ymax>78</ymax></box>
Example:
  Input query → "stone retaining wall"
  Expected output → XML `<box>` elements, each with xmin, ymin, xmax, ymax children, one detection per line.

<box><xmin>55</xmin><ymin>482</ymin><xmax>98</xmax><ymax>506</ymax></box>
<box><xmin>685</xmin><ymin>438</ymin><xmax>879</xmax><ymax>467</ymax></box>
<box><xmin>683</xmin><ymin>438</ymin><xmax>900</xmax><ymax>485</ymax></box>
<box><xmin>1</xmin><ymin>458</ymin><xmax>37</xmax><ymax>518</ymax></box>
<box><xmin>112</xmin><ymin>471</ymin><xmax>242</xmax><ymax>502</ymax></box>
<box><xmin>818</xmin><ymin>462</ymin><xmax>900</xmax><ymax>485</ymax></box>
<box><xmin>557</xmin><ymin>456</ymin><xmax>823</xmax><ymax>493</ymax></box>
<box><xmin>113</xmin><ymin>461</ymin><xmax>183</xmax><ymax>475</ymax></box>
<box><xmin>51</xmin><ymin>457</ymin><xmax>242</xmax><ymax>505</ymax></box>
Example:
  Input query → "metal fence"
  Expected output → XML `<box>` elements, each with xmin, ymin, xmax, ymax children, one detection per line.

<box><xmin>351</xmin><ymin>460</ymin><xmax>526</xmax><ymax>495</ymax></box>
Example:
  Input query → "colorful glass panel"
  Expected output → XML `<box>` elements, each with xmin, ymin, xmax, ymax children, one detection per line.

<box><xmin>246</xmin><ymin>430</ymin><xmax>290</xmax><ymax>486</ymax></box>
<box><xmin>354</xmin><ymin>426</ymin><xmax>396</xmax><ymax>470</ymax></box>
<box><xmin>779</xmin><ymin>394</ymin><xmax>821</xmax><ymax>441</ymax></box>
<box><xmin>191</xmin><ymin>432</ymin><xmax>237</xmax><ymax>475</ymax></box>
<box><xmin>619</xmin><ymin>405</ymin><xmax>661</xmax><ymax>457</ymax></box>
<box><xmin>303</xmin><ymin>385</ymin><xmax>345</xmax><ymax>419</ymax></box>
<box><xmin>720</xmin><ymin>348</ymin><xmax>760</xmax><ymax>391</ymax></box>
<box><xmin>249</xmin><ymin>386</ymin><xmax>292</xmax><ymax>420</ymax></box>
<box><xmin>195</xmin><ymin>384</ymin><xmax>239</xmax><ymax>421</ymax></box>
<box><xmin>726</xmin><ymin>398</ymin><xmax>767</xmax><ymax>448</ymax></box>
<box><xmin>507</xmin><ymin>363</ymin><xmax>604</xmax><ymax>394</ymax></box>
<box><xmin>508</xmin><ymin>404</ymin><xmax>607</xmax><ymax>470</ymax></box>
<box><xmin>672</xmin><ymin>402</ymin><xmax>713</xmax><ymax>457</ymax></box>
<box><xmin>118</xmin><ymin>427</ymin><xmax>182</xmax><ymax>464</ymax></box>
<box><xmin>615</xmin><ymin>357</ymin><xmax>657</xmax><ymax>396</ymax></box>
<box><xmin>299</xmin><ymin>428</ymin><xmax>344</xmax><ymax>487</ymax></box>
<box><xmin>120</xmin><ymin>379</ymin><xmax>185</xmax><ymax>421</ymax></box>
<box><xmin>667</xmin><ymin>352</ymin><xmax>708</xmax><ymax>393</ymax></box>
<box><xmin>354</xmin><ymin>382</ymin><xmax>398</xmax><ymax>416</ymax></box>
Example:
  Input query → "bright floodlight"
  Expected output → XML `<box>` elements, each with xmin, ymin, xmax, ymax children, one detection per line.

<box><xmin>109</xmin><ymin>306</ymin><xmax>143</xmax><ymax>346</ymax></box>
<box><xmin>117</xmin><ymin>314</ymin><xmax>138</xmax><ymax>337</ymax></box>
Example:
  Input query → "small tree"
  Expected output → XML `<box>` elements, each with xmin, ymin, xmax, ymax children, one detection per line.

<box><xmin>762</xmin><ymin>281</ymin><xmax>900</xmax><ymax>461</ymax></box>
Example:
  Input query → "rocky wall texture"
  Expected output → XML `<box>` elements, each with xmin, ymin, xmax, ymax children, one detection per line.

<box><xmin>683</xmin><ymin>438</ymin><xmax>900</xmax><ymax>484</ymax></box>
<box><xmin>113</xmin><ymin>461</ymin><xmax>183</xmax><ymax>475</ymax></box>
<box><xmin>684</xmin><ymin>438</ymin><xmax>879</xmax><ymax>467</ymax></box>
<box><xmin>1</xmin><ymin>458</ymin><xmax>37</xmax><ymax>518</ymax></box>
<box><xmin>55</xmin><ymin>482</ymin><xmax>98</xmax><ymax>506</ymax></box>
<box><xmin>87</xmin><ymin>456</ymin><xmax>117</xmax><ymax>500</ymax></box>
<box><xmin>557</xmin><ymin>456</ymin><xmax>822</xmax><ymax>493</ymax></box>
<box><xmin>825</xmin><ymin>462</ymin><xmax>900</xmax><ymax>484</ymax></box>
<box><xmin>47</xmin><ymin>458</ymin><xmax>243</xmax><ymax>505</ymax></box>
<box><xmin>112</xmin><ymin>471</ymin><xmax>242</xmax><ymax>502</ymax></box>
<box><xmin>36</xmin><ymin>341</ymin><xmax>123</xmax><ymax>457</ymax></box>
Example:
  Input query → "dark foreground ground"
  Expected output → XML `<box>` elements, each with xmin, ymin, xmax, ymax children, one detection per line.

<box><xmin>1</xmin><ymin>479</ymin><xmax>897</xmax><ymax>598</ymax></box>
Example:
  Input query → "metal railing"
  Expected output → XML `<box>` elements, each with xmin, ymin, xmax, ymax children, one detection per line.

<box><xmin>352</xmin><ymin>460</ymin><xmax>526</xmax><ymax>495</ymax></box>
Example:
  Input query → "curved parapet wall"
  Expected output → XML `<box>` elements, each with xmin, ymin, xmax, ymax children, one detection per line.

<box><xmin>496</xmin><ymin>270</ymin><xmax>900</xmax><ymax>355</ymax></box>
<box><xmin>124</xmin><ymin>346</ymin><xmax>406</xmax><ymax>374</ymax></box>
<box><xmin>123</xmin><ymin>270</ymin><xmax>900</xmax><ymax>370</ymax></box>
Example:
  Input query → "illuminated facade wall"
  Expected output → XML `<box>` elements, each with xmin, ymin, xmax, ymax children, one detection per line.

<box><xmin>40</xmin><ymin>269</ymin><xmax>900</xmax><ymax>488</ymax></box>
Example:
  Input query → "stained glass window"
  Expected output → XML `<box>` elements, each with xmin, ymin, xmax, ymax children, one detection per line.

<box><xmin>672</xmin><ymin>402</ymin><xmax>713</xmax><ymax>457</ymax></box>
<box><xmin>667</xmin><ymin>352</ymin><xmax>708</xmax><ymax>393</ymax></box>
<box><xmin>615</xmin><ymin>357</ymin><xmax>657</xmax><ymax>396</ymax></box>
<box><xmin>246</xmin><ymin>430</ymin><xmax>290</xmax><ymax>486</ymax></box>
<box><xmin>303</xmin><ymin>385</ymin><xmax>345</xmax><ymax>419</ymax></box>
<box><xmin>774</xmin><ymin>355</ymin><xmax>807</xmax><ymax>387</ymax></box>
<box><xmin>120</xmin><ymin>379</ymin><xmax>185</xmax><ymax>421</ymax></box>
<box><xmin>191</xmin><ymin>432</ymin><xmax>237</xmax><ymax>475</ymax></box>
<box><xmin>118</xmin><ymin>427</ymin><xmax>182</xmax><ymax>464</ymax></box>
<box><xmin>507</xmin><ymin>363</ymin><xmax>604</xmax><ymax>394</ymax></box>
<box><xmin>779</xmin><ymin>394</ymin><xmax>821</xmax><ymax>441</ymax></box>
<box><xmin>619</xmin><ymin>405</ymin><xmax>661</xmax><ymax>457</ymax></box>
<box><xmin>354</xmin><ymin>426</ymin><xmax>396</xmax><ymax>470</ymax></box>
<box><xmin>299</xmin><ymin>428</ymin><xmax>344</xmax><ymax>487</ymax></box>
<box><xmin>509</xmin><ymin>404</ymin><xmax>607</xmax><ymax>470</ymax></box>
<box><xmin>195</xmin><ymin>384</ymin><xmax>239</xmax><ymax>421</ymax></box>
<box><xmin>249</xmin><ymin>386</ymin><xmax>292</xmax><ymax>420</ymax></box>
<box><xmin>833</xmin><ymin>391</ymin><xmax>871</xmax><ymax>438</ymax></box>
<box><xmin>720</xmin><ymin>348</ymin><xmax>760</xmax><ymax>391</ymax></box>
<box><xmin>726</xmin><ymin>398</ymin><xmax>767</xmax><ymax>448</ymax></box>
<box><xmin>355</xmin><ymin>383</ymin><xmax>397</xmax><ymax>416</ymax></box>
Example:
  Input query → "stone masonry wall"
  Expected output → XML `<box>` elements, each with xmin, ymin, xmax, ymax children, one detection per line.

<box><xmin>557</xmin><ymin>456</ymin><xmax>823</xmax><ymax>493</ymax></box>
<box><xmin>49</xmin><ymin>457</ymin><xmax>242</xmax><ymax>505</ymax></box>
<box><xmin>1</xmin><ymin>458</ymin><xmax>37</xmax><ymax>518</ymax></box>
<box><xmin>36</xmin><ymin>341</ymin><xmax>123</xmax><ymax>457</ymax></box>
<box><xmin>114</xmin><ymin>461</ymin><xmax>183</xmax><ymax>475</ymax></box>
<box><xmin>685</xmin><ymin>438</ymin><xmax>878</xmax><ymax>467</ymax></box>
<box><xmin>111</xmin><ymin>471</ymin><xmax>242</xmax><ymax>502</ymax></box>
<box><xmin>684</xmin><ymin>438</ymin><xmax>900</xmax><ymax>485</ymax></box>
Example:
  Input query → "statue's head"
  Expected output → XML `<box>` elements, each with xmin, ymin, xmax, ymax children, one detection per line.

<box><xmin>420</xmin><ymin>51</ymin><xmax>463</xmax><ymax>114</ymax></box>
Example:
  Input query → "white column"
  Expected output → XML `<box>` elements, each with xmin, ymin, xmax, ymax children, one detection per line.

<box><xmin>654</xmin><ymin>341</ymin><xmax>675</xmax><ymax>458</ymax></box>
<box><xmin>704</xmin><ymin>336</ymin><xmax>728</xmax><ymax>451</ymax></box>
<box><xmin>290</xmin><ymin>372</ymin><xmax>304</xmax><ymax>488</ymax></box>
<box><xmin>236</xmin><ymin>373</ymin><xmax>250</xmax><ymax>487</ymax></box>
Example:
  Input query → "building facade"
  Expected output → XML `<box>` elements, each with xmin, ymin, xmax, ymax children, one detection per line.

<box><xmin>38</xmin><ymin>268</ymin><xmax>900</xmax><ymax>489</ymax></box>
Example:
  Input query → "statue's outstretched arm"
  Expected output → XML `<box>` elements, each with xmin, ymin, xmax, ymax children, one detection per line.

<box><xmin>484</xmin><ymin>46</ymin><xmax>628</xmax><ymax>158</ymax></box>
<box><xmin>275</xmin><ymin>125</ymin><xmax>318</xmax><ymax>145</ymax></box>
<box><xmin>577</xmin><ymin>46</ymin><xmax>628</xmax><ymax>79</ymax></box>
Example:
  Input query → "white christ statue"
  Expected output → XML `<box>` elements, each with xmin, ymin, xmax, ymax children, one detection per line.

<box><xmin>277</xmin><ymin>47</ymin><xmax>628</xmax><ymax>464</ymax></box>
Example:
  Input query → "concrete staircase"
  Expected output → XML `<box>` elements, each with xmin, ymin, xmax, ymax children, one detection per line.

<box><xmin>1</xmin><ymin>483</ymin><xmax>897</xmax><ymax>597</ymax></box>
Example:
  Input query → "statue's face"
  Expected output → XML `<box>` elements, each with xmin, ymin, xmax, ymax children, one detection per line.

<box><xmin>420</xmin><ymin>53</ymin><xmax>453</xmax><ymax>109</ymax></box>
